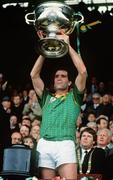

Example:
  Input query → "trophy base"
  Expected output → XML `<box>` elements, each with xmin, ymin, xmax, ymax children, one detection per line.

<box><xmin>37</xmin><ymin>38</ymin><xmax>69</xmax><ymax>58</ymax></box>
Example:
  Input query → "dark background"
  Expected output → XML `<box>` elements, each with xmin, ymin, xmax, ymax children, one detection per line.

<box><xmin>0</xmin><ymin>2</ymin><xmax>113</xmax><ymax>90</ymax></box>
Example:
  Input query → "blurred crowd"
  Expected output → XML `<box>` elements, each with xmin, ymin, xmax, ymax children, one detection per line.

<box><xmin>0</xmin><ymin>72</ymin><xmax>113</xmax><ymax>179</ymax></box>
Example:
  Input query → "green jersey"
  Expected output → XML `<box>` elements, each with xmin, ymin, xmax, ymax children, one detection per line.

<box><xmin>39</xmin><ymin>85</ymin><xmax>84</xmax><ymax>141</ymax></box>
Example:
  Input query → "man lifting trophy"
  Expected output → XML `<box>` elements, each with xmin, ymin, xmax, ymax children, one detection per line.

<box><xmin>28</xmin><ymin>1</ymin><xmax>87</xmax><ymax>180</ymax></box>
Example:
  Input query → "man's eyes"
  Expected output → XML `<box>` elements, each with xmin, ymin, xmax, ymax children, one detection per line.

<box><xmin>55</xmin><ymin>75</ymin><xmax>67</xmax><ymax>78</ymax></box>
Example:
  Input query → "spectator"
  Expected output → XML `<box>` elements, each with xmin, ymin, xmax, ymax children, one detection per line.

<box><xmin>97</xmin><ymin>128</ymin><xmax>113</xmax><ymax>151</ymax></box>
<box><xmin>1</xmin><ymin>96</ymin><xmax>12</xmax><ymax>115</ymax></box>
<box><xmin>99</xmin><ymin>94</ymin><xmax>113</xmax><ymax>119</ymax></box>
<box><xmin>96</xmin><ymin>115</ymin><xmax>109</xmax><ymax>130</ymax></box>
<box><xmin>23</xmin><ymin>135</ymin><xmax>34</xmax><ymax>149</ymax></box>
<box><xmin>109</xmin><ymin>120</ymin><xmax>113</xmax><ymax>142</ymax></box>
<box><xmin>22</xmin><ymin>89</ymin><xmax>42</xmax><ymax>121</ymax></box>
<box><xmin>83</xmin><ymin>110</ymin><xmax>96</xmax><ymax>126</ymax></box>
<box><xmin>76</xmin><ymin>114</ymin><xmax>83</xmax><ymax>131</ymax></box>
<box><xmin>87</xmin><ymin>111</ymin><xmax>96</xmax><ymax>123</ymax></box>
<box><xmin>76</xmin><ymin>127</ymin><xmax>106</xmax><ymax>177</ymax></box>
<box><xmin>21</xmin><ymin>115</ymin><xmax>31</xmax><ymax>128</ymax></box>
<box><xmin>11</xmin><ymin>131</ymin><xmax>22</xmax><ymax>145</ymax></box>
<box><xmin>0</xmin><ymin>96</ymin><xmax>11</xmax><ymax>148</ymax></box>
<box><xmin>87</xmin><ymin>121</ymin><xmax>97</xmax><ymax>132</ymax></box>
<box><xmin>20</xmin><ymin>125</ymin><xmax>30</xmax><ymax>138</ymax></box>
<box><xmin>89</xmin><ymin>76</ymin><xmax>98</xmax><ymax>94</ymax></box>
<box><xmin>11</xmin><ymin>94</ymin><xmax>24</xmax><ymax>123</ymax></box>
<box><xmin>0</xmin><ymin>96</ymin><xmax>11</xmax><ymax>171</ymax></box>
<box><xmin>0</xmin><ymin>73</ymin><xmax>11</xmax><ymax>101</ymax></box>
<box><xmin>22</xmin><ymin>89</ymin><xmax>29</xmax><ymax>104</ymax></box>
<box><xmin>23</xmin><ymin>135</ymin><xmax>39</xmax><ymax>177</ymax></box>
<box><xmin>30</xmin><ymin>125</ymin><xmax>40</xmax><ymax>147</ymax></box>
<box><xmin>98</xmin><ymin>82</ymin><xmax>106</xmax><ymax>96</ymax></box>
<box><xmin>10</xmin><ymin>115</ymin><xmax>20</xmax><ymax>133</ymax></box>
<box><xmin>83</xmin><ymin>93</ymin><xmax>102</xmax><ymax>118</ymax></box>
<box><xmin>31</xmin><ymin>117</ymin><xmax>41</xmax><ymax>127</ymax></box>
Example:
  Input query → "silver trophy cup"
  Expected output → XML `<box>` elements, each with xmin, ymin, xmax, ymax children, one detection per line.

<box><xmin>25</xmin><ymin>1</ymin><xmax>84</xmax><ymax>58</ymax></box>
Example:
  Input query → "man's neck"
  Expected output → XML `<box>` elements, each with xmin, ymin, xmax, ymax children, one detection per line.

<box><xmin>55</xmin><ymin>90</ymin><xmax>68</xmax><ymax>97</ymax></box>
<box><xmin>81</xmin><ymin>145</ymin><xmax>94</xmax><ymax>151</ymax></box>
<box><xmin>97</xmin><ymin>145</ymin><xmax>107</xmax><ymax>149</ymax></box>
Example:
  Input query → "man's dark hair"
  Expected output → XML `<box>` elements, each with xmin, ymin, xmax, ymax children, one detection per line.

<box><xmin>49</xmin><ymin>67</ymin><xmax>74</xmax><ymax>93</ymax></box>
<box><xmin>53</xmin><ymin>66</ymin><xmax>72</xmax><ymax>80</ymax></box>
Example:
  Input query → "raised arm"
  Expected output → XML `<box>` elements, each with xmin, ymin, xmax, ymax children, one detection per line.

<box><xmin>30</xmin><ymin>55</ymin><xmax>45</xmax><ymax>98</ymax></box>
<box><xmin>57</xmin><ymin>33</ymin><xmax>87</xmax><ymax>92</ymax></box>
<box><xmin>68</xmin><ymin>45</ymin><xmax>87</xmax><ymax>92</ymax></box>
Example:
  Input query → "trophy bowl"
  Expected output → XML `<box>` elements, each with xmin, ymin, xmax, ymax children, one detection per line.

<box><xmin>25</xmin><ymin>1</ymin><xmax>84</xmax><ymax>58</ymax></box>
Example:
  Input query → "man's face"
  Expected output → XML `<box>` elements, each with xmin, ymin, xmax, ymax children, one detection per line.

<box><xmin>97</xmin><ymin>130</ymin><xmax>111</xmax><ymax>147</ymax></box>
<box><xmin>2</xmin><ymin>100</ymin><xmax>11</xmax><ymax>109</ymax></box>
<box><xmin>92</xmin><ymin>95</ymin><xmax>100</xmax><ymax>104</ymax></box>
<box><xmin>22</xmin><ymin>119</ymin><xmax>31</xmax><ymax>127</ymax></box>
<box><xmin>20</xmin><ymin>125</ymin><xmax>29</xmax><ymax>138</ymax></box>
<box><xmin>88</xmin><ymin>114</ymin><xmax>96</xmax><ymax>122</ymax></box>
<box><xmin>11</xmin><ymin>133</ymin><xmax>22</xmax><ymax>144</ymax></box>
<box><xmin>13</xmin><ymin>96</ymin><xmax>21</xmax><ymax>106</ymax></box>
<box><xmin>80</xmin><ymin>131</ymin><xmax>95</xmax><ymax>149</ymax></box>
<box><xmin>10</xmin><ymin>115</ymin><xmax>17</xmax><ymax>125</ymax></box>
<box><xmin>54</xmin><ymin>70</ymin><xmax>71</xmax><ymax>91</ymax></box>
<box><xmin>98</xmin><ymin>119</ymin><xmax>108</xmax><ymax>129</ymax></box>
<box><xmin>24</xmin><ymin>138</ymin><xmax>34</xmax><ymax>149</ymax></box>
<box><xmin>102</xmin><ymin>94</ymin><xmax>110</xmax><ymax>103</ymax></box>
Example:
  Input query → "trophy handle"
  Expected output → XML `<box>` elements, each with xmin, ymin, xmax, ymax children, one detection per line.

<box><xmin>25</xmin><ymin>12</ymin><xmax>35</xmax><ymax>25</ymax></box>
<box><xmin>74</xmin><ymin>12</ymin><xmax>84</xmax><ymax>24</ymax></box>
<box><xmin>66</xmin><ymin>12</ymin><xmax>84</xmax><ymax>35</ymax></box>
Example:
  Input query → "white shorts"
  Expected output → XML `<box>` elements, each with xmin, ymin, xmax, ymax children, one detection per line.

<box><xmin>37</xmin><ymin>138</ymin><xmax>77</xmax><ymax>169</ymax></box>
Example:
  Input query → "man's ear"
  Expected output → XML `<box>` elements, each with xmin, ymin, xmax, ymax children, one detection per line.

<box><xmin>68</xmin><ymin>81</ymin><xmax>72</xmax><ymax>87</ymax></box>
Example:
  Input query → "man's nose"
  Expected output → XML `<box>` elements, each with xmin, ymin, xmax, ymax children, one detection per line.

<box><xmin>57</xmin><ymin>77</ymin><xmax>62</xmax><ymax>80</ymax></box>
<box><xmin>84</xmin><ymin>137</ymin><xmax>88</xmax><ymax>140</ymax></box>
